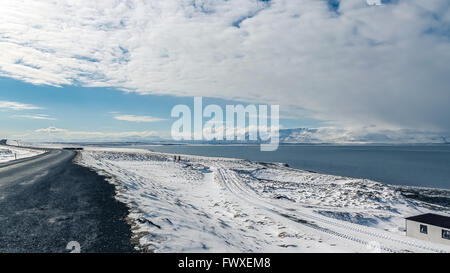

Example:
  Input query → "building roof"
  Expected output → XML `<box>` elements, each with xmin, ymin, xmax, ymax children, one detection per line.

<box><xmin>406</xmin><ymin>213</ymin><xmax>450</xmax><ymax>229</ymax></box>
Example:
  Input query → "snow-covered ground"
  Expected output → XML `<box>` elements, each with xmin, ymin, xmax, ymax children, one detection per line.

<box><xmin>0</xmin><ymin>144</ymin><xmax>44</xmax><ymax>163</ymax></box>
<box><xmin>76</xmin><ymin>147</ymin><xmax>450</xmax><ymax>253</ymax></box>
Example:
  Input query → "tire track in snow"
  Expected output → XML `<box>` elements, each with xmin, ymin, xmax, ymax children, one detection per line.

<box><xmin>214</xmin><ymin>164</ymin><xmax>449</xmax><ymax>253</ymax></box>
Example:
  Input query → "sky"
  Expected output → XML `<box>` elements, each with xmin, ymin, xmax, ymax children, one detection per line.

<box><xmin>0</xmin><ymin>0</ymin><xmax>449</xmax><ymax>143</ymax></box>
<box><xmin>0</xmin><ymin>76</ymin><xmax>315</xmax><ymax>141</ymax></box>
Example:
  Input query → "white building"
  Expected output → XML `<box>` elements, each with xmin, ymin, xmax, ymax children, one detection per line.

<box><xmin>406</xmin><ymin>213</ymin><xmax>450</xmax><ymax>245</ymax></box>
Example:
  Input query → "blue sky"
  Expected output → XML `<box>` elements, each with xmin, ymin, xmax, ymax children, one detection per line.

<box><xmin>0</xmin><ymin>76</ymin><xmax>319</xmax><ymax>141</ymax></box>
<box><xmin>1</xmin><ymin>0</ymin><xmax>449</xmax><ymax>143</ymax></box>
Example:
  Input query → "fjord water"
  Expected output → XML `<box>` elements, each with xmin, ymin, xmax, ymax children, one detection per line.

<box><xmin>144</xmin><ymin>144</ymin><xmax>450</xmax><ymax>189</ymax></box>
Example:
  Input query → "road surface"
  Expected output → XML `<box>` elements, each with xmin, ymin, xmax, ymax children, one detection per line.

<box><xmin>0</xmin><ymin>149</ymin><xmax>135</xmax><ymax>253</ymax></box>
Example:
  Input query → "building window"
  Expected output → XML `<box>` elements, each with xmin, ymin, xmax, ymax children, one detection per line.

<box><xmin>420</xmin><ymin>224</ymin><xmax>428</xmax><ymax>234</ymax></box>
<box><xmin>442</xmin><ymin>229</ymin><xmax>450</xmax><ymax>240</ymax></box>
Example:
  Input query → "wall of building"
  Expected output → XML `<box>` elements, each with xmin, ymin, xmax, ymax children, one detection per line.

<box><xmin>406</xmin><ymin>220</ymin><xmax>450</xmax><ymax>246</ymax></box>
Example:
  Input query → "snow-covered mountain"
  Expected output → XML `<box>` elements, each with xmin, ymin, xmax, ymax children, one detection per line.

<box><xmin>279</xmin><ymin>128</ymin><xmax>449</xmax><ymax>144</ymax></box>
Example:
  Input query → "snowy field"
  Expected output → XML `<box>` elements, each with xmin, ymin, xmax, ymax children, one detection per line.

<box><xmin>76</xmin><ymin>147</ymin><xmax>450</xmax><ymax>253</ymax></box>
<box><xmin>0</xmin><ymin>144</ymin><xmax>44</xmax><ymax>163</ymax></box>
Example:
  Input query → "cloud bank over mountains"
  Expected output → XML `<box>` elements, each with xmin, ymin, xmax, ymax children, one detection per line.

<box><xmin>1</xmin><ymin>0</ymin><xmax>449</xmax><ymax>140</ymax></box>
<box><xmin>16</xmin><ymin>126</ymin><xmax>445</xmax><ymax>144</ymax></box>
<box><xmin>27</xmin><ymin>126</ymin><xmax>160</xmax><ymax>142</ymax></box>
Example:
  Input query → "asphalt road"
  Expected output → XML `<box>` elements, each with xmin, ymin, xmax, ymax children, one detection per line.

<box><xmin>0</xmin><ymin>149</ymin><xmax>135</xmax><ymax>253</ymax></box>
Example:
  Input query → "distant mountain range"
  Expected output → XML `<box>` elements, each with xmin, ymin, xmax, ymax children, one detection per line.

<box><xmin>278</xmin><ymin>128</ymin><xmax>449</xmax><ymax>144</ymax></box>
<box><xmin>157</xmin><ymin>128</ymin><xmax>450</xmax><ymax>145</ymax></box>
<box><xmin>9</xmin><ymin>128</ymin><xmax>449</xmax><ymax>145</ymax></box>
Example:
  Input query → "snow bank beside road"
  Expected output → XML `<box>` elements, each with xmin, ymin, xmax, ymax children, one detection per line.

<box><xmin>77</xmin><ymin>148</ymin><xmax>450</xmax><ymax>253</ymax></box>
<box><xmin>0</xmin><ymin>145</ymin><xmax>44</xmax><ymax>163</ymax></box>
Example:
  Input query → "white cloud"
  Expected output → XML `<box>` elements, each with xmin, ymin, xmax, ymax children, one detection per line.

<box><xmin>35</xmin><ymin>127</ymin><xmax>67</xmax><ymax>133</ymax></box>
<box><xmin>31</xmin><ymin>127</ymin><xmax>160</xmax><ymax>141</ymax></box>
<box><xmin>0</xmin><ymin>100</ymin><xmax>41</xmax><ymax>110</ymax></box>
<box><xmin>14</xmin><ymin>114</ymin><xmax>55</xmax><ymax>120</ymax></box>
<box><xmin>113</xmin><ymin>114</ymin><xmax>165</xmax><ymax>123</ymax></box>
<box><xmin>0</xmin><ymin>0</ymin><xmax>449</xmax><ymax>135</ymax></box>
